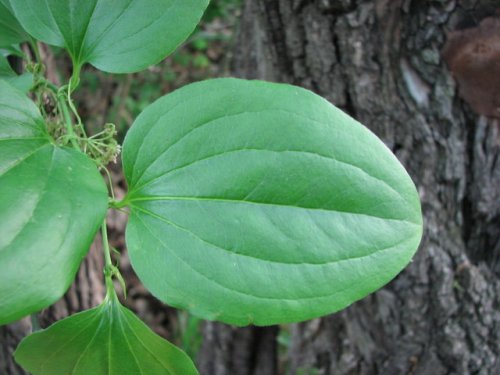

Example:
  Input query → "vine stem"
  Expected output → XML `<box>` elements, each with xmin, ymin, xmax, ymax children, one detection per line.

<box><xmin>69</xmin><ymin>63</ymin><xmax>81</xmax><ymax>93</ymax></box>
<box><xmin>38</xmin><ymin>78</ymin><xmax>58</xmax><ymax>94</ymax></box>
<box><xmin>30</xmin><ymin>314</ymin><xmax>41</xmax><ymax>333</ymax></box>
<box><xmin>58</xmin><ymin>93</ymin><xmax>80</xmax><ymax>150</ymax></box>
<box><xmin>101</xmin><ymin>218</ymin><xmax>115</xmax><ymax>297</ymax></box>
<box><xmin>66</xmin><ymin>84</ymin><xmax>86</xmax><ymax>138</ymax></box>
<box><xmin>29</xmin><ymin>39</ymin><xmax>42</xmax><ymax>65</ymax></box>
<box><xmin>101</xmin><ymin>218</ymin><xmax>127</xmax><ymax>299</ymax></box>
<box><xmin>101</xmin><ymin>218</ymin><xmax>112</xmax><ymax>269</ymax></box>
<box><xmin>103</xmin><ymin>167</ymin><xmax>116</xmax><ymax>201</ymax></box>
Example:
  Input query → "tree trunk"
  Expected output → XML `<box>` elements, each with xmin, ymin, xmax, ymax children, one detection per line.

<box><xmin>198</xmin><ymin>323</ymin><xmax>279</xmax><ymax>375</ymax></box>
<box><xmin>198</xmin><ymin>1</ymin><xmax>500</xmax><ymax>374</ymax></box>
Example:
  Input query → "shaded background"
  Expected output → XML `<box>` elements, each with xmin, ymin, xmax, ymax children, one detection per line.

<box><xmin>1</xmin><ymin>1</ymin><xmax>499</xmax><ymax>374</ymax></box>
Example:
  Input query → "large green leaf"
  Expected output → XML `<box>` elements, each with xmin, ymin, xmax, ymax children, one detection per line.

<box><xmin>0</xmin><ymin>54</ymin><xmax>32</xmax><ymax>92</ymax></box>
<box><xmin>122</xmin><ymin>78</ymin><xmax>423</xmax><ymax>326</ymax></box>
<box><xmin>0</xmin><ymin>81</ymin><xmax>108</xmax><ymax>325</ymax></box>
<box><xmin>10</xmin><ymin>0</ymin><xmax>209</xmax><ymax>73</ymax></box>
<box><xmin>15</xmin><ymin>292</ymin><xmax>198</xmax><ymax>375</ymax></box>
<box><xmin>0</xmin><ymin>1</ymin><xmax>29</xmax><ymax>47</ymax></box>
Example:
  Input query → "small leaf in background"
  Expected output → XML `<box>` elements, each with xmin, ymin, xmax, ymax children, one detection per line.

<box><xmin>0</xmin><ymin>54</ymin><xmax>32</xmax><ymax>92</ymax></box>
<box><xmin>192</xmin><ymin>54</ymin><xmax>210</xmax><ymax>69</ymax></box>
<box><xmin>0</xmin><ymin>0</ymin><xmax>29</xmax><ymax>47</ymax></box>
<box><xmin>122</xmin><ymin>78</ymin><xmax>423</xmax><ymax>326</ymax></box>
<box><xmin>10</xmin><ymin>0</ymin><xmax>210</xmax><ymax>73</ymax></box>
<box><xmin>14</xmin><ymin>293</ymin><xmax>199</xmax><ymax>375</ymax></box>
<box><xmin>0</xmin><ymin>81</ymin><xmax>108</xmax><ymax>324</ymax></box>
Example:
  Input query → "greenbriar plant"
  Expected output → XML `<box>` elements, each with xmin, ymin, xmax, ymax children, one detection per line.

<box><xmin>0</xmin><ymin>1</ymin><xmax>423</xmax><ymax>374</ymax></box>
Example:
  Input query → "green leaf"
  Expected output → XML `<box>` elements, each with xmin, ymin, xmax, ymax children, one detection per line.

<box><xmin>0</xmin><ymin>81</ymin><xmax>108</xmax><ymax>325</ymax></box>
<box><xmin>122</xmin><ymin>78</ymin><xmax>423</xmax><ymax>326</ymax></box>
<box><xmin>14</xmin><ymin>293</ymin><xmax>199</xmax><ymax>375</ymax></box>
<box><xmin>10</xmin><ymin>0</ymin><xmax>210</xmax><ymax>73</ymax></box>
<box><xmin>0</xmin><ymin>1</ymin><xmax>29</xmax><ymax>47</ymax></box>
<box><xmin>0</xmin><ymin>54</ymin><xmax>32</xmax><ymax>92</ymax></box>
<box><xmin>1</xmin><ymin>44</ymin><xmax>25</xmax><ymax>58</ymax></box>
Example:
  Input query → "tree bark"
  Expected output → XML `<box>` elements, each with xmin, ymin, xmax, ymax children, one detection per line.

<box><xmin>198</xmin><ymin>1</ymin><xmax>500</xmax><ymax>374</ymax></box>
<box><xmin>198</xmin><ymin>323</ymin><xmax>279</xmax><ymax>375</ymax></box>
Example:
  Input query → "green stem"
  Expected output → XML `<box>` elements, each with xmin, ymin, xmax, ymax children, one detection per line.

<box><xmin>29</xmin><ymin>39</ymin><xmax>42</xmax><ymax>65</ymax></box>
<box><xmin>30</xmin><ymin>313</ymin><xmax>41</xmax><ymax>333</ymax></box>
<box><xmin>101</xmin><ymin>218</ymin><xmax>127</xmax><ymax>299</ymax></box>
<box><xmin>65</xmin><ymin>67</ymin><xmax>87</xmax><ymax>138</ymax></box>
<box><xmin>103</xmin><ymin>167</ymin><xmax>116</xmax><ymax>201</ymax></box>
<box><xmin>69</xmin><ymin>63</ymin><xmax>81</xmax><ymax>93</ymax></box>
<box><xmin>101</xmin><ymin>218</ymin><xmax>115</xmax><ymax>298</ymax></box>
<box><xmin>67</xmin><ymin>88</ymin><xmax>85</xmax><ymax>132</ymax></box>
<box><xmin>40</xmin><ymin>78</ymin><xmax>59</xmax><ymax>94</ymax></box>
<box><xmin>58</xmin><ymin>95</ymin><xmax>80</xmax><ymax>150</ymax></box>
<box><xmin>110</xmin><ymin>197</ymin><xmax>130</xmax><ymax>210</ymax></box>
<box><xmin>101</xmin><ymin>218</ymin><xmax>112</xmax><ymax>269</ymax></box>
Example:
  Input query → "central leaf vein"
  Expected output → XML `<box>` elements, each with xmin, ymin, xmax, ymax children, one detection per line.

<box><xmin>131</xmin><ymin>148</ymin><xmax>406</xmax><ymax>208</ymax></box>
<box><xmin>130</xmin><ymin>196</ymin><xmax>418</xmax><ymax>224</ymax></box>
<box><xmin>132</xmin><ymin>204</ymin><xmax>414</xmax><ymax>266</ymax></box>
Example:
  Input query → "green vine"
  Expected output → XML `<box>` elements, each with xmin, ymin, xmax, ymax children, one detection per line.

<box><xmin>28</xmin><ymin>58</ymin><xmax>121</xmax><ymax>170</ymax></box>
<box><xmin>26</xmin><ymin>52</ymin><xmax>125</xmax><ymax>300</ymax></box>
<box><xmin>101</xmin><ymin>218</ymin><xmax>126</xmax><ymax>299</ymax></box>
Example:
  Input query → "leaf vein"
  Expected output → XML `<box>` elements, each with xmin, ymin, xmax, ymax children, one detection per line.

<box><xmin>83</xmin><ymin>0</ymin><xmax>134</xmax><ymax>60</ymax></box>
<box><xmin>71</xmin><ymin>308</ymin><xmax>108</xmax><ymax>374</ymax></box>
<box><xmin>128</xmin><ymin>89</ymin><xmax>209</xmax><ymax>184</ymax></box>
<box><xmin>38</xmin><ymin>311</ymin><xmax>101</xmax><ymax>373</ymax></box>
<box><xmin>133</xmin><ymin>205</ymin><xmax>415</xmax><ymax>266</ymax></box>
<box><xmin>133</xmin><ymin>209</ymin><xmax>416</xmax><ymax>301</ymax></box>
<box><xmin>131</xmin><ymin>148</ymin><xmax>405</xmax><ymax>204</ymax></box>
<box><xmin>121</xmin><ymin>310</ymin><xmax>175</xmax><ymax>374</ymax></box>
<box><xmin>75</xmin><ymin>0</ymin><xmax>100</xmax><ymax>63</ymax></box>
<box><xmin>130</xmin><ymin>196</ymin><xmax>418</xmax><ymax>224</ymax></box>
<box><xmin>115</xmin><ymin>307</ymin><xmax>145</xmax><ymax>375</ymax></box>
<box><xmin>0</xmin><ymin>143</ymin><xmax>48</xmax><ymax>179</ymax></box>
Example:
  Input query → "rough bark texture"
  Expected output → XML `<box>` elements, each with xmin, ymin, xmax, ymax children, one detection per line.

<box><xmin>198</xmin><ymin>1</ymin><xmax>500</xmax><ymax>374</ymax></box>
<box><xmin>199</xmin><ymin>323</ymin><xmax>279</xmax><ymax>375</ymax></box>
